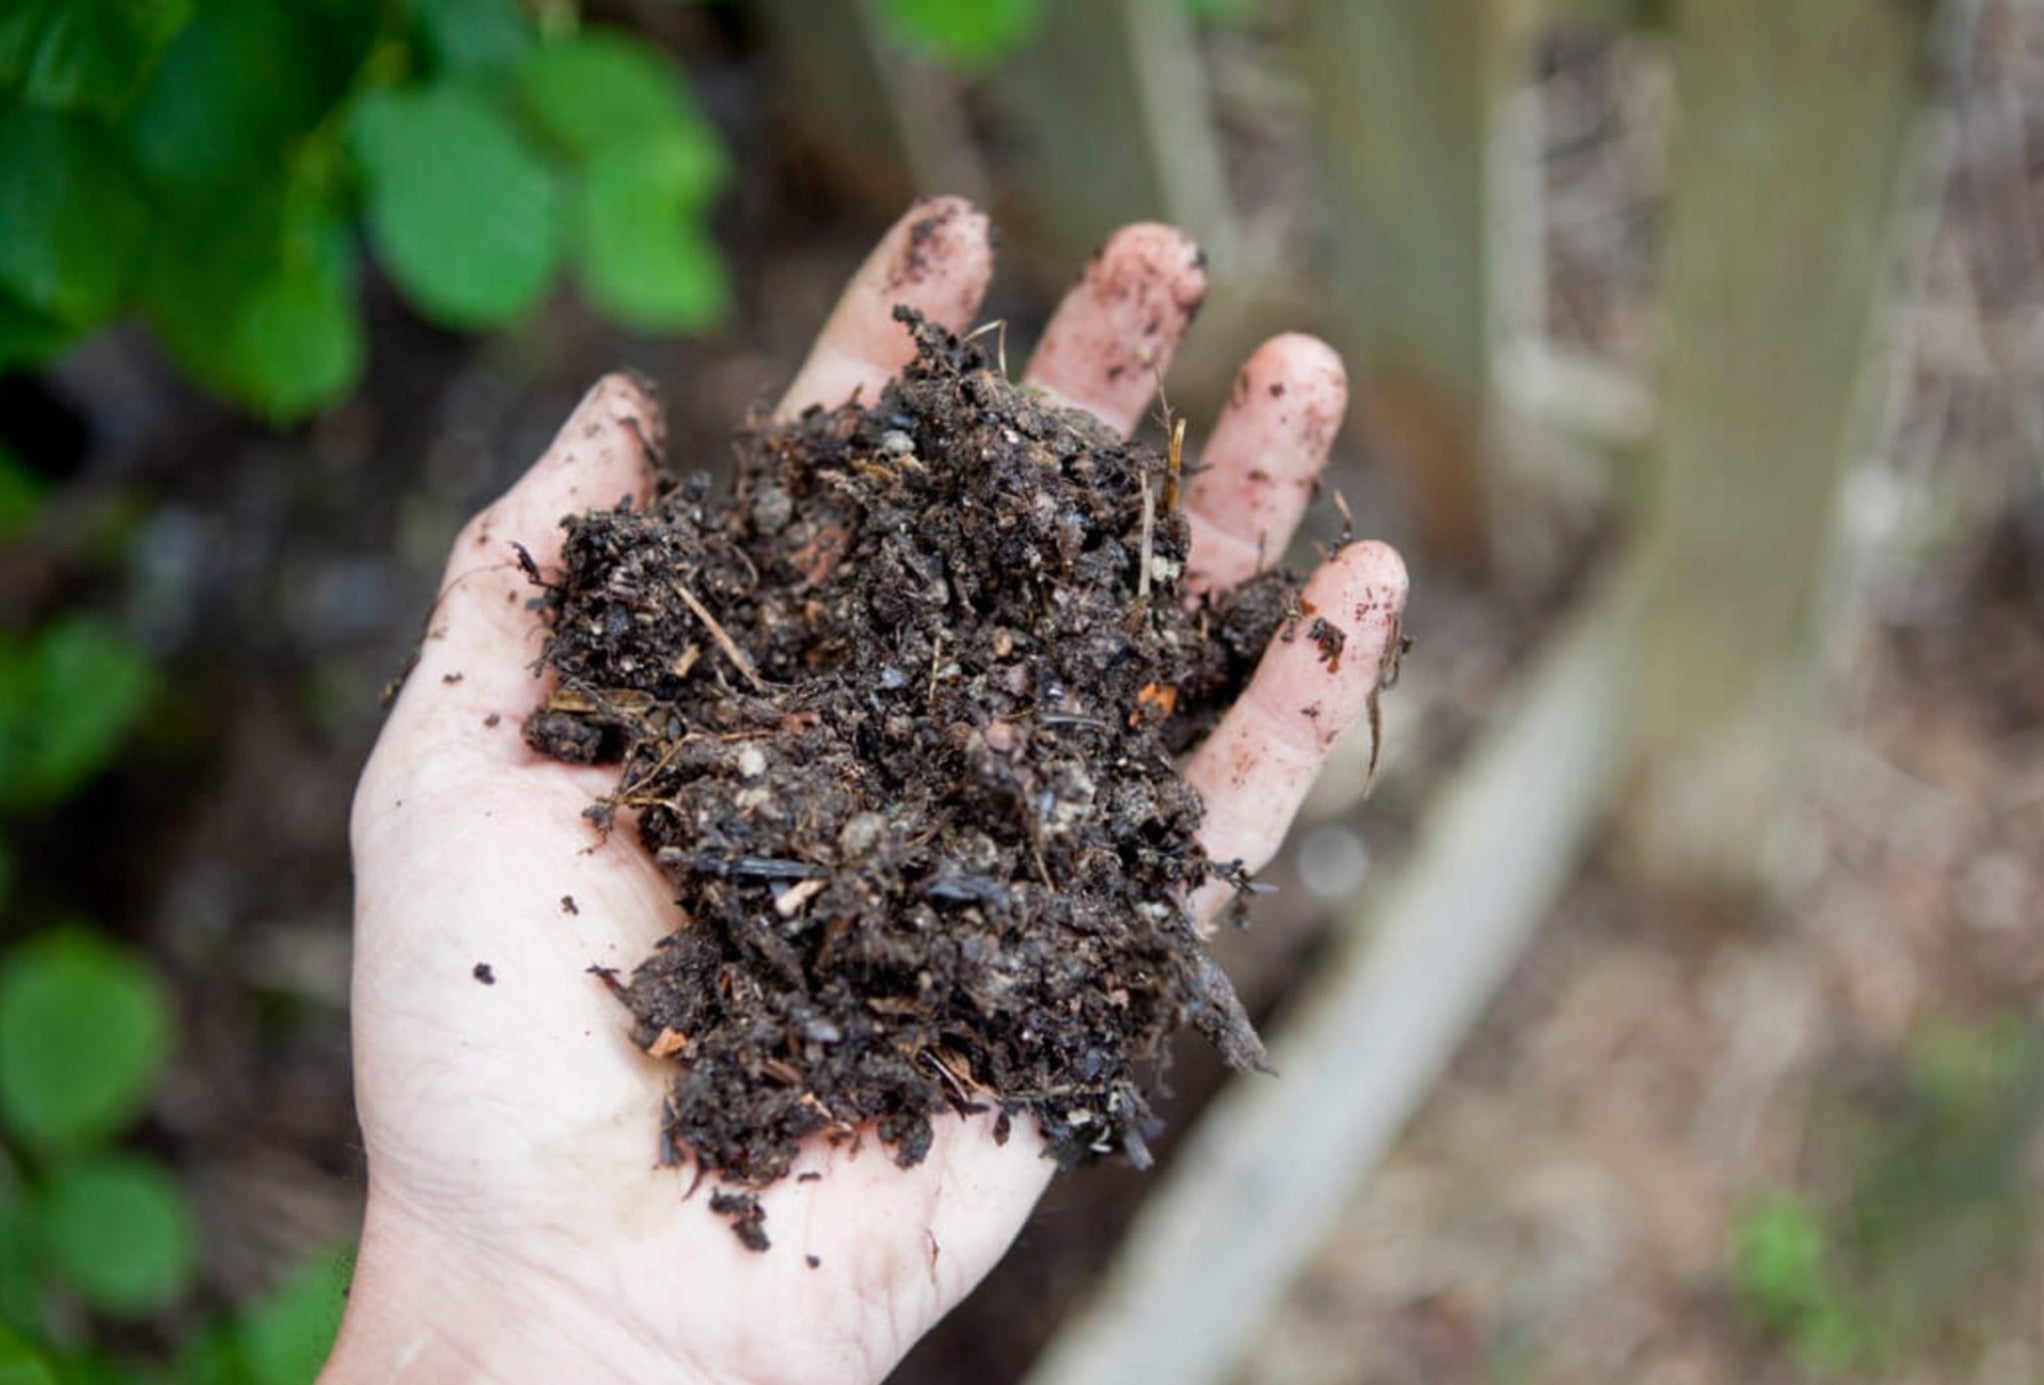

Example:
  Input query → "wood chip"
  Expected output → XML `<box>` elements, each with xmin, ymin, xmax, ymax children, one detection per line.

<box><xmin>774</xmin><ymin>878</ymin><xmax>828</xmax><ymax>918</ymax></box>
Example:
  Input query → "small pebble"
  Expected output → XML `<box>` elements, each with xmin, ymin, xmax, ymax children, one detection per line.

<box><xmin>837</xmin><ymin>812</ymin><xmax>887</xmax><ymax>861</ymax></box>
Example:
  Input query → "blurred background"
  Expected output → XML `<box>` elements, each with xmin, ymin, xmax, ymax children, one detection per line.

<box><xmin>1</xmin><ymin>0</ymin><xmax>2040</xmax><ymax>1381</ymax></box>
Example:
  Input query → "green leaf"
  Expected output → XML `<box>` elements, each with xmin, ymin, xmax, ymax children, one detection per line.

<box><xmin>0</xmin><ymin>1148</ymin><xmax>43</xmax><ymax>1340</ymax></box>
<box><xmin>0</xmin><ymin>1319</ymin><xmax>59</xmax><ymax>1385</ymax></box>
<box><xmin>579</xmin><ymin>135</ymin><xmax>730</xmax><ymax>332</ymax></box>
<box><xmin>237</xmin><ymin>1249</ymin><xmax>352</xmax><ymax>1385</ymax></box>
<box><xmin>49</xmin><ymin>1352</ymin><xmax>154</xmax><ymax>1385</ymax></box>
<box><xmin>412</xmin><ymin>0</ymin><xmax>533</xmax><ymax>78</ymax></box>
<box><xmin>0</xmin><ymin>928</ymin><xmax>172</xmax><ymax>1151</ymax></box>
<box><xmin>0</xmin><ymin>289</ymin><xmax>78</xmax><ymax>370</ymax></box>
<box><xmin>349</xmin><ymin>83</ymin><xmax>563</xmax><ymax>329</ymax></box>
<box><xmin>39</xmin><ymin>1153</ymin><xmax>197</xmax><ymax>1317</ymax></box>
<box><xmin>0</xmin><ymin>105</ymin><xmax>148</xmax><ymax>327</ymax></box>
<box><xmin>118</xmin><ymin>0</ymin><xmax>326</xmax><ymax>194</ymax></box>
<box><xmin>876</xmin><ymin>0</ymin><xmax>1044</xmax><ymax>66</ymax></box>
<box><xmin>0</xmin><ymin>614</ymin><xmax>156</xmax><ymax>811</ymax></box>
<box><xmin>0</xmin><ymin>1205</ymin><xmax>47</xmax><ymax>1359</ymax></box>
<box><xmin>0</xmin><ymin>0</ymin><xmax>194</xmax><ymax>115</ymax></box>
<box><xmin>518</xmin><ymin>28</ymin><xmax>706</xmax><ymax>159</ymax></box>
<box><xmin>1733</xmin><ymin>1192</ymin><xmax>1832</xmax><ymax>1328</ymax></box>
<box><xmin>144</xmin><ymin>186</ymin><xmax>364</xmax><ymax>421</ymax></box>
<box><xmin>170</xmin><ymin>1322</ymin><xmax>246</xmax><ymax>1385</ymax></box>
<box><xmin>224</xmin><ymin>252</ymin><xmax>364</xmax><ymax>420</ymax></box>
<box><xmin>0</xmin><ymin>444</ymin><xmax>47</xmax><ymax>540</ymax></box>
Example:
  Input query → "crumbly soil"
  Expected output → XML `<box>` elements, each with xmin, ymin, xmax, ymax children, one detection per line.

<box><xmin>525</xmin><ymin>311</ymin><xmax>1307</xmax><ymax>1248</ymax></box>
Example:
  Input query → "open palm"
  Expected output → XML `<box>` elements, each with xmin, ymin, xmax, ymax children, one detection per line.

<box><xmin>326</xmin><ymin>200</ymin><xmax>1407</xmax><ymax>1385</ymax></box>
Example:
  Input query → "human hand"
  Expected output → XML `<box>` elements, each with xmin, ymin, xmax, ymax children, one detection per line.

<box><xmin>324</xmin><ymin>199</ymin><xmax>1408</xmax><ymax>1385</ymax></box>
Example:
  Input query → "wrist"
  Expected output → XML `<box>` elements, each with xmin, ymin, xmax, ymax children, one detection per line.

<box><xmin>321</xmin><ymin>1197</ymin><xmax>707</xmax><ymax>1385</ymax></box>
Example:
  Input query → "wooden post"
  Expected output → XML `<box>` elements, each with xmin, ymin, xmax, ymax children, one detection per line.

<box><xmin>1630</xmin><ymin>0</ymin><xmax>1935</xmax><ymax>885</ymax></box>
<box><xmin>1296</xmin><ymin>0</ymin><xmax>1503</xmax><ymax>568</ymax></box>
<box><xmin>749</xmin><ymin>0</ymin><xmax>985</xmax><ymax>217</ymax></box>
<box><xmin>980</xmin><ymin>0</ymin><xmax>1256</xmax><ymax>406</ymax></box>
<box><xmin>982</xmin><ymin>0</ymin><xmax>1236</xmax><ymax>281</ymax></box>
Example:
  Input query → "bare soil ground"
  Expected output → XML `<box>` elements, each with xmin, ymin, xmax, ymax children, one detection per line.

<box><xmin>1237</xmin><ymin>10</ymin><xmax>2044</xmax><ymax>1382</ymax></box>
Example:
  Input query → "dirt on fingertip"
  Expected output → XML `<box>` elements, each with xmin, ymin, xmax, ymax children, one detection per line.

<box><xmin>525</xmin><ymin>310</ymin><xmax>1309</xmax><ymax>1249</ymax></box>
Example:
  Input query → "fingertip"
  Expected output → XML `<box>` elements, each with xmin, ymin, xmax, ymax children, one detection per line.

<box><xmin>1100</xmin><ymin>221</ymin><xmax>1208</xmax><ymax>282</ymax></box>
<box><xmin>777</xmin><ymin>196</ymin><xmax>996</xmax><ymax>419</ymax></box>
<box><xmin>1327</xmin><ymin>539</ymin><xmax>1410</xmax><ymax>619</ymax></box>
<box><xmin>1182</xmin><ymin>334</ymin><xmax>1350</xmax><ymax>594</ymax></box>
<box><xmin>1024</xmin><ymin>221</ymin><xmax>1208</xmax><ymax>434</ymax></box>
<box><xmin>1253</xmin><ymin>333</ymin><xmax>1347</xmax><ymax>412</ymax></box>
<box><xmin>544</xmin><ymin>371</ymin><xmax>667</xmax><ymax>474</ymax></box>
<box><xmin>496</xmin><ymin>371</ymin><xmax>663</xmax><ymax>551</ymax></box>
<box><xmin>880</xmin><ymin>195</ymin><xmax>995</xmax><ymax>327</ymax></box>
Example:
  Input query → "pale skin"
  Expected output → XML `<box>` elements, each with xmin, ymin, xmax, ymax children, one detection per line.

<box><xmin>325</xmin><ymin>199</ymin><xmax>1409</xmax><ymax>1385</ymax></box>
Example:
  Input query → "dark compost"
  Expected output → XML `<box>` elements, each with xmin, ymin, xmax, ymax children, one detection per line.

<box><xmin>525</xmin><ymin>312</ymin><xmax>1311</xmax><ymax>1247</ymax></box>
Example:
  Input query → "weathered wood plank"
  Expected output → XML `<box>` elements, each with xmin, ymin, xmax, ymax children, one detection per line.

<box><xmin>1022</xmin><ymin>564</ymin><xmax>1641</xmax><ymax>1385</ymax></box>
<box><xmin>1630</xmin><ymin>0</ymin><xmax>1936</xmax><ymax>884</ymax></box>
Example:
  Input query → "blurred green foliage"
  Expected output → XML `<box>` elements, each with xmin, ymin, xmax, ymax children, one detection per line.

<box><xmin>0</xmin><ymin>923</ymin><xmax>350</xmax><ymax>1381</ymax></box>
<box><xmin>0</xmin><ymin>0</ymin><xmax>731</xmax><ymax>422</ymax></box>
<box><xmin>0</xmin><ymin>464</ymin><xmax>345</xmax><ymax>1384</ymax></box>
<box><xmin>874</xmin><ymin>0</ymin><xmax>1256</xmax><ymax>68</ymax></box>
<box><xmin>0</xmin><ymin>930</ymin><xmax>171</xmax><ymax>1155</ymax></box>
<box><xmin>877</xmin><ymin>0</ymin><xmax>1046</xmax><ymax>65</ymax></box>
<box><xmin>0</xmin><ymin>617</ymin><xmax>154</xmax><ymax>816</ymax></box>
<box><xmin>0</xmin><ymin>448</ymin><xmax>48</xmax><ymax>543</ymax></box>
<box><xmin>1731</xmin><ymin>1018</ymin><xmax>2044</xmax><ymax>1376</ymax></box>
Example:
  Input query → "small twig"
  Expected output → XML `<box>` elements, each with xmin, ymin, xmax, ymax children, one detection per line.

<box><xmin>623</xmin><ymin>416</ymin><xmax>666</xmax><ymax>472</ymax></box>
<box><xmin>610</xmin><ymin>731</ymin><xmax>695</xmax><ymax>803</ymax></box>
<box><xmin>962</xmin><ymin>318</ymin><xmax>1011</xmax><ymax>378</ymax></box>
<box><xmin>1030</xmin><ymin>842</ymin><xmax>1054</xmax><ymax>890</ymax></box>
<box><xmin>672</xmin><ymin>580</ymin><xmax>766</xmax><ymax>691</ymax></box>
<box><xmin>1036</xmin><ymin>712</ymin><xmax>1115</xmax><ymax>731</ymax></box>
<box><xmin>1136</xmin><ymin>476</ymin><xmax>1156</xmax><ymax>602</ymax></box>
<box><xmin>1364</xmin><ymin>615</ymin><xmax>1414</xmax><ymax>796</ymax></box>
<box><xmin>657</xmin><ymin>849</ymin><xmax>828</xmax><ymax>882</ymax></box>
<box><xmin>1164</xmin><ymin>416</ymin><xmax>1186</xmax><ymax>512</ymax></box>
<box><xmin>1330</xmin><ymin>487</ymin><xmax>1355</xmax><ymax>549</ymax></box>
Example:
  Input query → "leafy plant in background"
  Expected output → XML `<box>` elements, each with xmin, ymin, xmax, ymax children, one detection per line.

<box><xmin>1731</xmin><ymin>1018</ymin><xmax>2044</xmax><ymax>1376</ymax></box>
<box><xmin>0</xmin><ymin>455</ymin><xmax>345</xmax><ymax>1384</ymax></box>
<box><xmin>0</xmin><ymin>0</ymin><xmax>731</xmax><ymax>423</ymax></box>
<box><xmin>0</xmin><ymin>888</ymin><xmax>352</xmax><ymax>1385</ymax></box>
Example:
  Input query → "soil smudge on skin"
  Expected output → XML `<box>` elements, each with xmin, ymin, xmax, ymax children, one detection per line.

<box><xmin>526</xmin><ymin>311</ymin><xmax>1306</xmax><ymax>1248</ymax></box>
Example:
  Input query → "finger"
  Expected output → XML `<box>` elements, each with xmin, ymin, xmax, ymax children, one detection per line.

<box><xmin>1182</xmin><ymin>334</ymin><xmax>1347</xmax><ymax>596</ymax></box>
<box><xmin>776</xmin><ymin>196</ymin><xmax>995</xmax><ymax>420</ymax></box>
<box><xmin>1184</xmin><ymin>540</ymin><xmax>1409</xmax><ymax>923</ymax></box>
<box><xmin>382</xmin><ymin>374</ymin><xmax>665</xmax><ymax>771</ymax></box>
<box><xmin>1022</xmin><ymin>223</ymin><xmax>1207</xmax><ymax>435</ymax></box>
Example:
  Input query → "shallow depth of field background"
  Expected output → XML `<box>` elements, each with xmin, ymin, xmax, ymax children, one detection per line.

<box><xmin>1</xmin><ymin>1</ymin><xmax>2040</xmax><ymax>1382</ymax></box>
